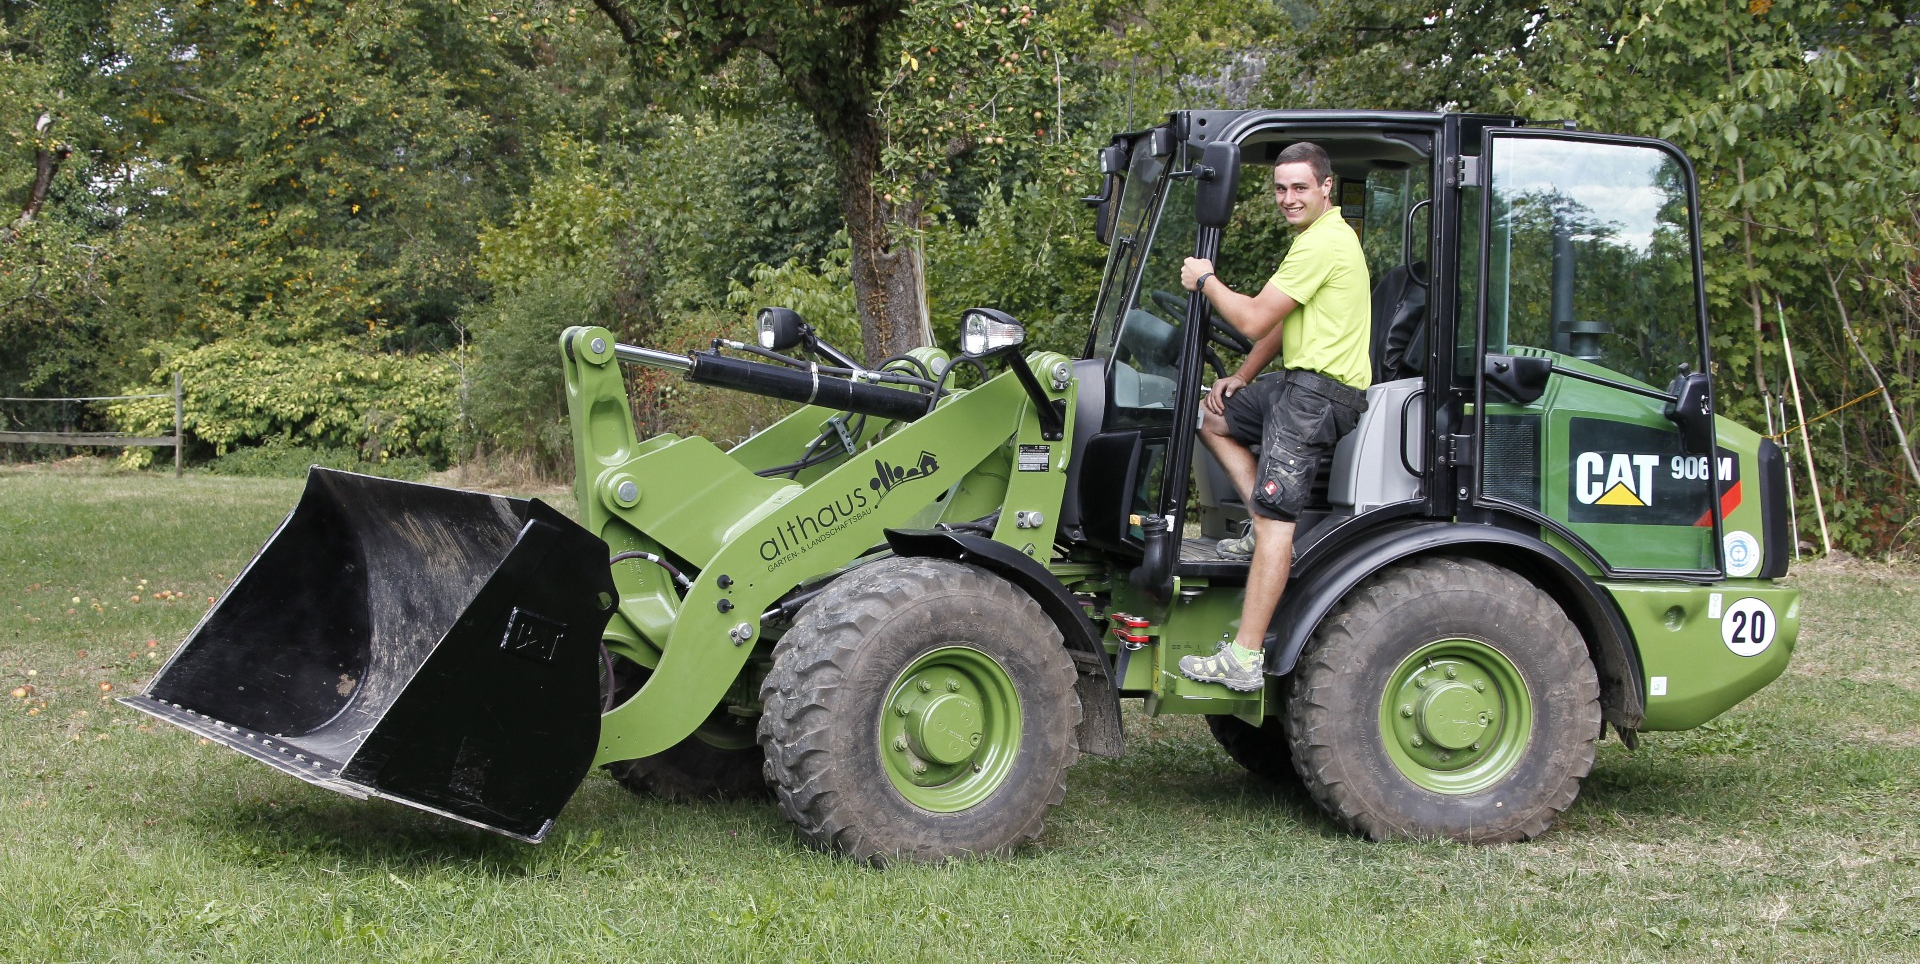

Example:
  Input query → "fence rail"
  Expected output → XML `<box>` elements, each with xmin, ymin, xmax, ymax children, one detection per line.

<box><xmin>0</xmin><ymin>373</ymin><xmax>184</xmax><ymax>476</ymax></box>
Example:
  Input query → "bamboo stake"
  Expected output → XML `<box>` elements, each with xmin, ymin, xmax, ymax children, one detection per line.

<box><xmin>1775</xmin><ymin>393</ymin><xmax>1802</xmax><ymax>560</ymax></box>
<box><xmin>1825</xmin><ymin>265</ymin><xmax>1920</xmax><ymax>488</ymax></box>
<box><xmin>1778</xmin><ymin>297</ymin><xmax>1831</xmax><ymax>554</ymax></box>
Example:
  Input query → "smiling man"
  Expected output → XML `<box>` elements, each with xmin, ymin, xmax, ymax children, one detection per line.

<box><xmin>1175</xmin><ymin>141</ymin><xmax>1372</xmax><ymax>692</ymax></box>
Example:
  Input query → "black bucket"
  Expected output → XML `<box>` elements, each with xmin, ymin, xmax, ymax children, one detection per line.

<box><xmin>122</xmin><ymin>468</ymin><xmax>616</xmax><ymax>842</ymax></box>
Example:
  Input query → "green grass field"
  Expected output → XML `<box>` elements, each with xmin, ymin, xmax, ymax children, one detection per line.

<box><xmin>3</xmin><ymin>463</ymin><xmax>1916</xmax><ymax>963</ymax></box>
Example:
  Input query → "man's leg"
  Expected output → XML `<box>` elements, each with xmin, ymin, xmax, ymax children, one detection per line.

<box><xmin>1236</xmin><ymin>515</ymin><xmax>1296</xmax><ymax>650</ymax></box>
<box><xmin>1200</xmin><ymin>411</ymin><xmax>1258</xmax><ymax>507</ymax></box>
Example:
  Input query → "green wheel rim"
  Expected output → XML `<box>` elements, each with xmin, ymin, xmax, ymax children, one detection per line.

<box><xmin>879</xmin><ymin>646</ymin><xmax>1022</xmax><ymax>812</ymax></box>
<box><xmin>1380</xmin><ymin>638</ymin><xmax>1533</xmax><ymax>794</ymax></box>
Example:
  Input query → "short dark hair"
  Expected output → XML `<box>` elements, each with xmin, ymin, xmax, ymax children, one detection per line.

<box><xmin>1274</xmin><ymin>142</ymin><xmax>1333</xmax><ymax>184</ymax></box>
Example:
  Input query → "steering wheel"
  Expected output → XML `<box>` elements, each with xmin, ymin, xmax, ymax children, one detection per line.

<box><xmin>1148</xmin><ymin>289</ymin><xmax>1253</xmax><ymax>355</ymax></box>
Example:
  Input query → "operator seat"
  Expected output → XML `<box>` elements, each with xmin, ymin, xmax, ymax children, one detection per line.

<box><xmin>1370</xmin><ymin>261</ymin><xmax>1428</xmax><ymax>383</ymax></box>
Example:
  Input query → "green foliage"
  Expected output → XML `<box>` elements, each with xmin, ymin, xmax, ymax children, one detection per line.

<box><xmin>924</xmin><ymin>179</ymin><xmax>1107</xmax><ymax>353</ymax></box>
<box><xmin>109</xmin><ymin>339</ymin><xmax>458</xmax><ymax>468</ymax></box>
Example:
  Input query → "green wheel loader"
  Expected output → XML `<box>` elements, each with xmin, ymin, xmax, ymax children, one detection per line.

<box><xmin>126</xmin><ymin>110</ymin><xmax>1801</xmax><ymax>862</ymax></box>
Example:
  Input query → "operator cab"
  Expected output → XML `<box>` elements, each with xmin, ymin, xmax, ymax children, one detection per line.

<box><xmin>1063</xmin><ymin>113</ymin><xmax>1443</xmax><ymax>579</ymax></box>
<box><xmin>1062</xmin><ymin>109</ymin><xmax>1743</xmax><ymax>593</ymax></box>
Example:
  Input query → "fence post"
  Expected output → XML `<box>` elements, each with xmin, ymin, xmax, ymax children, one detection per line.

<box><xmin>173</xmin><ymin>371</ymin><xmax>184</xmax><ymax>478</ymax></box>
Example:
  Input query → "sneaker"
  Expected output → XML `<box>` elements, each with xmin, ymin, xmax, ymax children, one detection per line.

<box><xmin>1178</xmin><ymin>643</ymin><xmax>1264</xmax><ymax>692</ymax></box>
<box><xmin>1217</xmin><ymin>522</ymin><xmax>1255</xmax><ymax>560</ymax></box>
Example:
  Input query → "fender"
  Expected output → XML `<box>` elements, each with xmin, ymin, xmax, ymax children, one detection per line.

<box><xmin>1273</xmin><ymin>519</ymin><xmax>1646</xmax><ymax>733</ymax></box>
<box><xmin>885</xmin><ymin>529</ymin><xmax>1125</xmax><ymax>758</ymax></box>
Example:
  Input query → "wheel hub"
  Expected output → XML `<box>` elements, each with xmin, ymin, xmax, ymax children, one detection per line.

<box><xmin>1414</xmin><ymin>679</ymin><xmax>1493</xmax><ymax>750</ymax></box>
<box><xmin>907</xmin><ymin>691</ymin><xmax>982</xmax><ymax>765</ymax></box>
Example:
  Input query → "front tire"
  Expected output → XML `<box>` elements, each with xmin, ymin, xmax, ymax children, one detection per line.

<box><xmin>758</xmin><ymin>557</ymin><xmax>1080</xmax><ymax>865</ymax></box>
<box><xmin>1287</xmin><ymin>556</ymin><xmax>1600</xmax><ymax>842</ymax></box>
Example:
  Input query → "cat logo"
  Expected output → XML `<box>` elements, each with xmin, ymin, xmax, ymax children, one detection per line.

<box><xmin>1575</xmin><ymin>452</ymin><xmax>1660</xmax><ymax>507</ymax></box>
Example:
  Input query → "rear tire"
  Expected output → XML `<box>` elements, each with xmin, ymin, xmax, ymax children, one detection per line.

<box><xmin>600</xmin><ymin>657</ymin><xmax>769</xmax><ymax>802</ymax></box>
<box><xmin>1205</xmin><ymin>715</ymin><xmax>1296</xmax><ymax>783</ymax></box>
<box><xmin>758</xmin><ymin>557</ymin><xmax>1080</xmax><ymax>865</ymax></box>
<box><xmin>1286</xmin><ymin>556</ymin><xmax>1600</xmax><ymax>842</ymax></box>
<box><xmin>602</xmin><ymin>717</ymin><xmax>769</xmax><ymax>803</ymax></box>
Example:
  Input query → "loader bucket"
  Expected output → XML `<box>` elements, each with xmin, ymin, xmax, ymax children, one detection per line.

<box><xmin>122</xmin><ymin>468</ymin><xmax>616</xmax><ymax>842</ymax></box>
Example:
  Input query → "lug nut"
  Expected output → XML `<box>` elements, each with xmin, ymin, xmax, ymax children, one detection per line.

<box><xmin>1401</xmin><ymin>704</ymin><xmax>1414</xmax><ymax>718</ymax></box>
<box><xmin>911</xmin><ymin>761</ymin><xmax>928</xmax><ymax>775</ymax></box>
<box><xmin>1445</xmin><ymin>667</ymin><xmax>1458</xmax><ymax>679</ymax></box>
<box><xmin>1411</xmin><ymin>736</ymin><xmax>1424</xmax><ymax>747</ymax></box>
<box><xmin>894</xmin><ymin>737</ymin><xmax>908</xmax><ymax>751</ymax></box>
<box><xmin>946</xmin><ymin>679</ymin><xmax>960</xmax><ymax>692</ymax></box>
<box><xmin>918</xmin><ymin>680</ymin><xmax>932</xmax><ymax>693</ymax></box>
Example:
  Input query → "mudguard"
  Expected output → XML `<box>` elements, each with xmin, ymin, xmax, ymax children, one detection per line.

<box><xmin>885</xmin><ymin>529</ymin><xmax>1125</xmax><ymax>757</ymax></box>
<box><xmin>1273</xmin><ymin>519</ymin><xmax>1646</xmax><ymax>731</ymax></box>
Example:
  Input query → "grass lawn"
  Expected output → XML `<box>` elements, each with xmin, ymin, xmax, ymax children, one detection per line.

<box><xmin>3</xmin><ymin>462</ymin><xmax>1916</xmax><ymax>963</ymax></box>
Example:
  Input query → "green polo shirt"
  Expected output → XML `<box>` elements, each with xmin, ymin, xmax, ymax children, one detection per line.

<box><xmin>1268</xmin><ymin>208</ymin><xmax>1371</xmax><ymax>390</ymax></box>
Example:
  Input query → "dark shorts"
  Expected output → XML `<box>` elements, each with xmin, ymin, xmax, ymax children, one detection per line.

<box><xmin>1220</xmin><ymin>369</ymin><xmax>1367</xmax><ymax>521</ymax></box>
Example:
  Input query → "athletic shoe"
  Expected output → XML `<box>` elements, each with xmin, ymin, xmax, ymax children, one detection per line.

<box><xmin>1217</xmin><ymin>522</ymin><xmax>1255</xmax><ymax>560</ymax></box>
<box><xmin>1178</xmin><ymin>642</ymin><xmax>1264</xmax><ymax>692</ymax></box>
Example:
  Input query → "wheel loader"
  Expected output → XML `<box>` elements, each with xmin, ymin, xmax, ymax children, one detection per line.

<box><xmin>126</xmin><ymin>110</ymin><xmax>1801</xmax><ymax>862</ymax></box>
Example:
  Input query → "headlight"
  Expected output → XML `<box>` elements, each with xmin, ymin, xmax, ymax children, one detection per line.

<box><xmin>961</xmin><ymin>309</ymin><xmax>1025</xmax><ymax>356</ymax></box>
<box><xmin>757</xmin><ymin>307</ymin><xmax>804</xmax><ymax>352</ymax></box>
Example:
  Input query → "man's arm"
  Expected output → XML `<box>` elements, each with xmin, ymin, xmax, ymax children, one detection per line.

<box><xmin>1182</xmin><ymin>256</ymin><xmax>1299</xmax><ymax>340</ymax></box>
<box><xmin>1202</xmin><ymin>322</ymin><xmax>1287</xmax><ymax>415</ymax></box>
<box><xmin>1234</xmin><ymin>325</ymin><xmax>1286</xmax><ymax>382</ymax></box>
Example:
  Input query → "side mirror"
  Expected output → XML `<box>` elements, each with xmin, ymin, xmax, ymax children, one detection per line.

<box><xmin>1483</xmin><ymin>353</ymin><xmax>1552</xmax><ymax>404</ymax></box>
<box><xmin>1194</xmin><ymin>141</ymin><xmax>1241</xmax><ymax>229</ymax></box>
<box><xmin>757</xmin><ymin>307</ymin><xmax>805</xmax><ymax>352</ymax></box>
<box><xmin>1664</xmin><ymin>370</ymin><xmax>1714</xmax><ymax>456</ymax></box>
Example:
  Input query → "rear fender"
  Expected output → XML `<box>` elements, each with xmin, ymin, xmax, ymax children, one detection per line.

<box><xmin>1275</xmin><ymin>520</ymin><xmax>1646</xmax><ymax>733</ymax></box>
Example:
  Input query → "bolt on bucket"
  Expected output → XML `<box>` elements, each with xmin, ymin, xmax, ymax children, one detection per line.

<box><xmin>122</xmin><ymin>467</ymin><xmax>616</xmax><ymax>842</ymax></box>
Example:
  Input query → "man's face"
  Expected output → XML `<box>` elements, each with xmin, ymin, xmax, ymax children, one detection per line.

<box><xmin>1273</xmin><ymin>161</ymin><xmax>1334</xmax><ymax>228</ymax></box>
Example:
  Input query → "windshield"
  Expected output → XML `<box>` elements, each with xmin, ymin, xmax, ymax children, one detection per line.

<box><xmin>1088</xmin><ymin>134</ymin><xmax>1169</xmax><ymax>362</ymax></box>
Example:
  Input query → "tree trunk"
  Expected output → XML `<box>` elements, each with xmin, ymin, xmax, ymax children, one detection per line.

<box><xmin>830</xmin><ymin>107</ymin><xmax>929</xmax><ymax>366</ymax></box>
<box><xmin>8</xmin><ymin>114</ymin><xmax>69</xmax><ymax>238</ymax></box>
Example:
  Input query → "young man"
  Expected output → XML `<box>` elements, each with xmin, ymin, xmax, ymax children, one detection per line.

<box><xmin>1176</xmin><ymin>141</ymin><xmax>1372</xmax><ymax>692</ymax></box>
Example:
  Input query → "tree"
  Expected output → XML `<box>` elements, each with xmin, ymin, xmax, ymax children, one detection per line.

<box><xmin>588</xmin><ymin>0</ymin><xmax>1079</xmax><ymax>364</ymax></box>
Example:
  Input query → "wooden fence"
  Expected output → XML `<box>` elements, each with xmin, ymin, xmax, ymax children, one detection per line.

<box><xmin>0</xmin><ymin>372</ymin><xmax>184</xmax><ymax>477</ymax></box>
